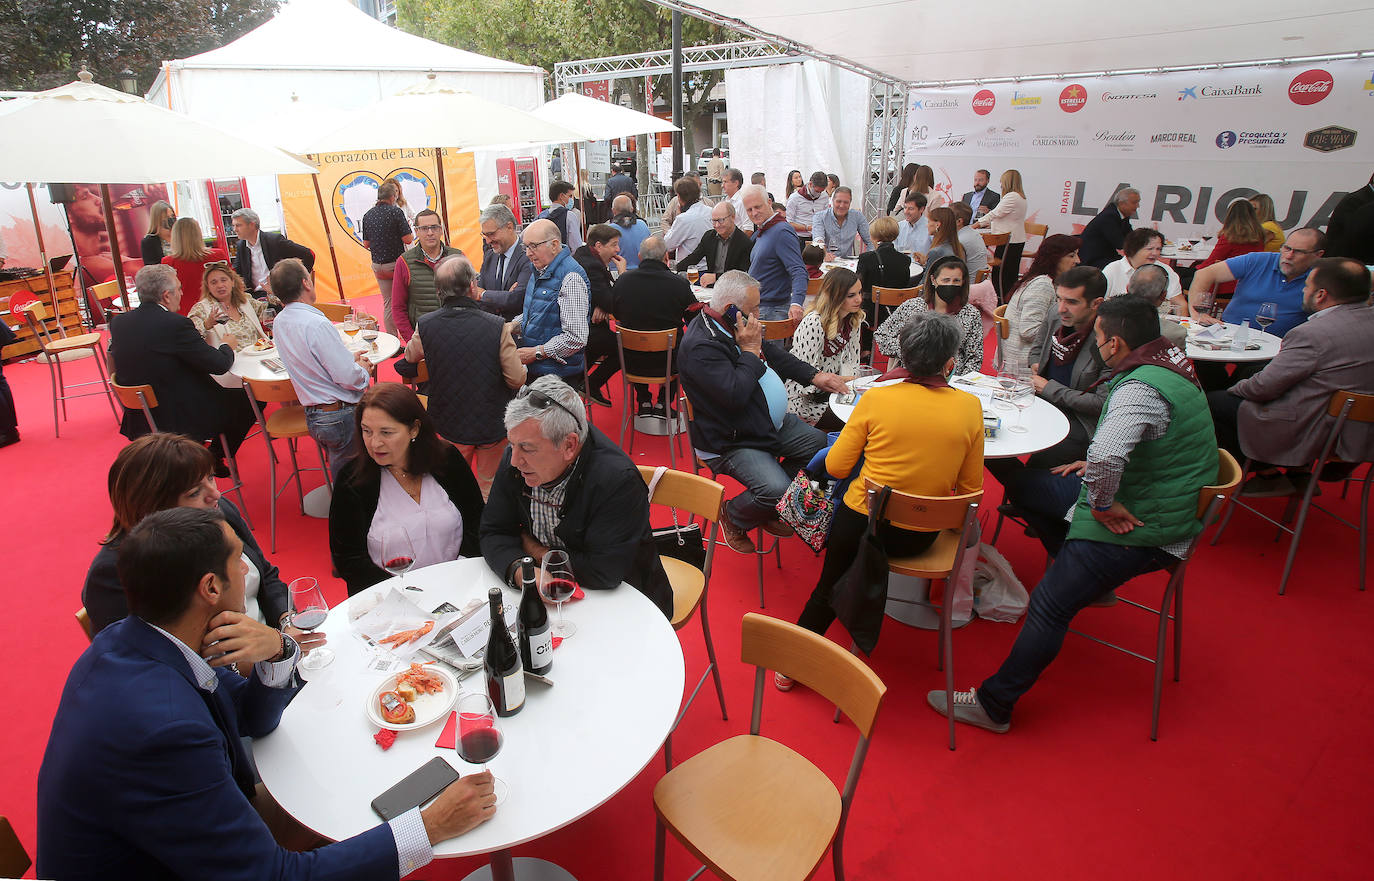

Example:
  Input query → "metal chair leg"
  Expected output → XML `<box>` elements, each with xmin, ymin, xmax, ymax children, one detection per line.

<box><xmin>1277</xmin><ymin>474</ymin><xmax>1321</xmax><ymax>595</ymax></box>
<box><xmin>699</xmin><ymin>600</ymin><xmax>727</xmax><ymax>721</ymax></box>
<box><xmin>269</xmin><ymin>448</ymin><xmax>280</xmax><ymax>554</ymax></box>
<box><xmin>942</xmin><ymin>588</ymin><xmax>956</xmax><ymax>751</ymax></box>
<box><xmin>1173</xmin><ymin>581</ymin><xmax>1184</xmax><ymax>680</ymax></box>
<box><xmin>1151</xmin><ymin>580</ymin><xmax>1177</xmax><ymax>742</ymax></box>
<box><xmin>316</xmin><ymin>439</ymin><xmax>333</xmax><ymax>492</ymax></box>
<box><xmin>1210</xmin><ymin>458</ymin><xmax>1252</xmax><ymax>545</ymax></box>
<box><xmin>1360</xmin><ymin>472</ymin><xmax>1372</xmax><ymax>592</ymax></box>
<box><xmin>46</xmin><ymin>360</ymin><xmax>60</xmax><ymax>437</ymax></box>
<box><xmin>54</xmin><ymin>356</ymin><xmax>69</xmax><ymax>422</ymax></box>
<box><xmin>93</xmin><ymin>346</ymin><xmax>119</xmax><ymax>423</ymax></box>
<box><xmin>221</xmin><ymin>433</ymin><xmax>252</xmax><ymax>530</ymax></box>
<box><xmin>653</xmin><ymin>816</ymin><xmax>667</xmax><ymax>881</ymax></box>
<box><xmin>754</xmin><ymin>530</ymin><xmax>766</xmax><ymax>608</ymax></box>
<box><xmin>286</xmin><ymin>439</ymin><xmax>307</xmax><ymax>512</ymax></box>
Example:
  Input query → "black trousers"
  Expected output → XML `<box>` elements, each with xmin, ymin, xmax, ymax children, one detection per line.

<box><xmin>993</xmin><ymin>242</ymin><xmax>1025</xmax><ymax>300</ymax></box>
<box><xmin>0</xmin><ymin>368</ymin><xmax>17</xmax><ymax>435</ymax></box>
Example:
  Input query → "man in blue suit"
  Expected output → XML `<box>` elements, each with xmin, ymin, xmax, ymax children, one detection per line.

<box><xmin>38</xmin><ymin>507</ymin><xmax>494</xmax><ymax>880</ymax></box>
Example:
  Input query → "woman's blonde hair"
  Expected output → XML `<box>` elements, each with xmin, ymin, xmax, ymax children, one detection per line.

<box><xmin>145</xmin><ymin>201</ymin><xmax>175</xmax><ymax>237</ymax></box>
<box><xmin>383</xmin><ymin>177</ymin><xmax>408</xmax><ymax>208</ymax></box>
<box><xmin>810</xmin><ymin>267</ymin><xmax>863</xmax><ymax>340</ymax></box>
<box><xmin>169</xmin><ymin>217</ymin><xmax>209</xmax><ymax>261</ymax></box>
<box><xmin>870</xmin><ymin>215</ymin><xmax>899</xmax><ymax>243</ymax></box>
<box><xmin>912</xmin><ymin>165</ymin><xmax>934</xmax><ymax>195</ymax></box>
<box><xmin>200</xmin><ymin>262</ymin><xmax>249</xmax><ymax>309</ymax></box>
<box><xmin>1219</xmin><ymin>198</ymin><xmax>1265</xmax><ymax>246</ymax></box>
<box><xmin>1000</xmin><ymin>169</ymin><xmax>1025</xmax><ymax>198</ymax></box>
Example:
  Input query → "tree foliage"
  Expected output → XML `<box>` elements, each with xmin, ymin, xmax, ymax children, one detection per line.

<box><xmin>0</xmin><ymin>0</ymin><xmax>281</xmax><ymax>92</ymax></box>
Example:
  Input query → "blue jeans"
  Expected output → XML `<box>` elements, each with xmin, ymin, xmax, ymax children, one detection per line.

<box><xmin>707</xmin><ymin>413</ymin><xmax>826</xmax><ymax>529</ymax></box>
<box><xmin>977</xmin><ymin>539</ymin><xmax>1177</xmax><ymax>724</ymax></box>
<box><xmin>758</xmin><ymin>302</ymin><xmax>794</xmax><ymax>321</ymax></box>
<box><xmin>305</xmin><ymin>405</ymin><xmax>359</xmax><ymax>483</ymax></box>
<box><xmin>986</xmin><ymin>460</ymin><xmax>1082</xmax><ymax>556</ymax></box>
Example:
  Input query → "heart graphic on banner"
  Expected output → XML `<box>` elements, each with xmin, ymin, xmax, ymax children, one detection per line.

<box><xmin>331</xmin><ymin>167</ymin><xmax>438</xmax><ymax>246</ymax></box>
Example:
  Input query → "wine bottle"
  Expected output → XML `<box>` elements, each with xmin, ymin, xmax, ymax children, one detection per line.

<box><xmin>517</xmin><ymin>557</ymin><xmax>553</xmax><ymax>676</ymax></box>
<box><xmin>484</xmin><ymin>587</ymin><xmax>524</xmax><ymax>717</ymax></box>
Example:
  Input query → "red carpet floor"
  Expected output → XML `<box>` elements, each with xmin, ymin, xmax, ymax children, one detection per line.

<box><xmin>2</xmin><ymin>304</ymin><xmax>1372</xmax><ymax>879</ymax></box>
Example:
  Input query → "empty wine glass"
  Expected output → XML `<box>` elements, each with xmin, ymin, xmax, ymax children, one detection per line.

<box><xmin>539</xmin><ymin>550</ymin><xmax>578</xmax><ymax>638</ymax></box>
<box><xmin>380</xmin><ymin>530</ymin><xmax>417</xmax><ymax>591</ymax></box>
<box><xmin>1008</xmin><ymin>381</ymin><xmax>1034</xmax><ymax>434</ymax></box>
<box><xmin>1254</xmin><ymin>302</ymin><xmax>1278</xmax><ymax>335</ymax></box>
<box><xmin>289</xmin><ymin>577</ymin><xmax>334</xmax><ymax>671</ymax></box>
<box><xmin>455</xmin><ymin>692</ymin><xmax>508</xmax><ymax>805</ymax></box>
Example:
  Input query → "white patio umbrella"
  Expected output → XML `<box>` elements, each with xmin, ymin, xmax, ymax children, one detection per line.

<box><xmin>531</xmin><ymin>92</ymin><xmax>679</xmax><ymax>142</ymax></box>
<box><xmin>0</xmin><ymin>71</ymin><xmax>318</xmax><ymax>308</ymax></box>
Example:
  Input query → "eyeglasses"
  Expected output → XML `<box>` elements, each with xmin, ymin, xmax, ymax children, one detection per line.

<box><xmin>1280</xmin><ymin>244</ymin><xmax>1319</xmax><ymax>256</ymax></box>
<box><xmin>480</xmin><ymin>228</ymin><xmax>503</xmax><ymax>239</ymax></box>
<box><xmin>518</xmin><ymin>386</ymin><xmax>583</xmax><ymax>430</ymax></box>
<box><xmin>416</xmin><ymin>224</ymin><xmax>443</xmax><ymax>233</ymax></box>
<box><xmin>523</xmin><ymin>238</ymin><xmax>556</xmax><ymax>253</ymax></box>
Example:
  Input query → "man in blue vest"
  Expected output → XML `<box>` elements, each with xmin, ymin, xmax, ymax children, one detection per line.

<box><xmin>929</xmin><ymin>296</ymin><xmax>1217</xmax><ymax>733</ymax></box>
<box><xmin>513</xmin><ymin>218</ymin><xmax>590</xmax><ymax>383</ymax></box>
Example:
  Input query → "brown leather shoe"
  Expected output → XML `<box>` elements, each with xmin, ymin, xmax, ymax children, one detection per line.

<box><xmin>720</xmin><ymin>512</ymin><xmax>757</xmax><ymax>553</ymax></box>
<box><xmin>760</xmin><ymin>518</ymin><xmax>795</xmax><ymax>538</ymax></box>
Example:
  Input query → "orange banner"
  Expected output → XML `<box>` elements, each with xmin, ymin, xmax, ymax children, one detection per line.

<box><xmin>279</xmin><ymin>148</ymin><xmax>482</xmax><ymax>302</ymax></box>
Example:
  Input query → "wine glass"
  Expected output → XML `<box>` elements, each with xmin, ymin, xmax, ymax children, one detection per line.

<box><xmin>1254</xmin><ymin>302</ymin><xmax>1278</xmax><ymax>335</ymax></box>
<box><xmin>1008</xmin><ymin>381</ymin><xmax>1034</xmax><ymax>434</ymax></box>
<box><xmin>455</xmin><ymin>692</ymin><xmax>508</xmax><ymax>805</ymax></box>
<box><xmin>289</xmin><ymin>576</ymin><xmax>334</xmax><ymax>671</ymax></box>
<box><xmin>380</xmin><ymin>530</ymin><xmax>417</xmax><ymax>591</ymax></box>
<box><xmin>539</xmin><ymin>549</ymin><xmax>578</xmax><ymax>638</ymax></box>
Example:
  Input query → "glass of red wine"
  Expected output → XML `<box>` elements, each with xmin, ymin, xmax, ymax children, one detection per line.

<box><xmin>455</xmin><ymin>691</ymin><xmax>508</xmax><ymax>805</ymax></box>
<box><xmin>288</xmin><ymin>576</ymin><xmax>334</xmax><ymax>671</ymax></box>
<box><xmin>539</xmin><ymin>549</ymin><xmax>577</xmax><ymax>638</ymax></box>
<box><xmin>380</xmin><ymin>530</ymin><xmax>417</xmax><ymax>591</ymax></box>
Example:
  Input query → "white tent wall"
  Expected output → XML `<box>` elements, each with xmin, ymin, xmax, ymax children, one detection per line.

<box><xmin>724</xmin><ymin>60</ymin><xmax>868</xmax><ymax>200</ymax></box>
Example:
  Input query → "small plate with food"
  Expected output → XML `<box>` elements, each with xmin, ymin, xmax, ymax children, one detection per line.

<box><xmin>246</xmin><ymin>338</ymin><xmax>275</xmax><ymax>355</ymax></box>
<box><xmin>366</xmin><ymin>662</ymin><xmax>458</xmax><ymax>731</ymax></box>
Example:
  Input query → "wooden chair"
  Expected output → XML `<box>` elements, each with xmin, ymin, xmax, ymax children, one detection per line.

<box><xmin>0</xmin><ymin>816</ymin><xmax>31</xmax><ymax>880</ymax></box>
<box><xmin>980</xmin><ymin>231</ymin><xmax>1011</xmax><ymax>270</ymax></box>
<box><xmin>638</xmin><ymin>465</ymin><xmax>729</xmax><ymax>768</ymax></box>
<box><xmin>973</xmin><ymin>267</ymin><xmax>991</xmax><ymax>284</ymax></box>
<box><xmin>1071</xmin><ymin>449</ymin><xmax>1241</xmax><ymax>739</ymax></box>
<box><xmin>109</xmin><ymin>381</ymin><xmax>251</xmax><ymax>525</ymax></box>
<box><xmin>992</xmin><ymin>303</ymin><xmax>1010</xmax><ymax>370</ymax></box>
<box><xmin>652</xmin><ymin>612</ymin><xmax>886</xmax><ymax>881</ymax></box>
<box><xmin>242</xmin><ymin>377</ymin><xmax>332</xmax><ymax>553</ymax></box>
<box><xmin>678</xmin><ymin>393</ymin><xmax>781</xmax><ymax>608</ymax></box>
<box><xmin>1212</xmin><ymin>393</ymin><xmax>1374</xmax><ymax>595</ymax></box>
<box><xmin>868</xmin><ymin>286</ymin><xmax>922</xmax><ymax>367</ymax></box>
<box><xmin>315</xmin><ymin>301</ymin><xmax>353</xmax><ymax>322</ymax></box>
<box><xmin>760</xmin><ymin>317</ymin><xmax>797</xmax><ymax>342</ymax></box>
<box><xmin>413</xmin><ymin>358</ymin><xmax>429</xmax><ymax>385</ymax></box>
<box><xmin>862</xmin><ymin>480</ymin><xmax>982</xmax><ymax>750</ymax></box>
<box><xmin>76</xmin><ymin>607</ymin><xmax>93</xmax><ymax>641</ymax></box>
<box><xmin>804</xmin><ymin>275</ymin><xmax>824</xmax><ymax>307</ymax></box>
<box><xmin>9</xmin><ymin>291</ymin><xmax>119</xmax><ymax>437</ymax></box>
<box><xmin>1022</xmin><ymin>221</ymin><xmax>1049</xmax><ymax>261</ymax></box>
<box><xmin>616</xmin><ymin>327</ymin><xmax>686</xmax><ymax>468</ymax></box>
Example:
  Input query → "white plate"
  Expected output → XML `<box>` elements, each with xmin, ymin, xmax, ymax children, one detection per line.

<box><xmin>365</xmin><ymin>664</ymin><xmax>459</xmax><ymax>731</ymax></box>
<box><xmin>245</xmin><ymin>343</ymin><xmax>275</xmax><ymax>355</ymax></box>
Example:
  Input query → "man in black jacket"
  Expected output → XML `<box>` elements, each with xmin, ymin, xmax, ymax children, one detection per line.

<box><xmin>109</xmin><ymin>265</ymin><xmax>255</xmax><ymax>464</ymax></box>
<box><xmin>231</xmin><ymin>208</ymin><xmax>315</xmax><ymax>296</ymax></box>
<box><xmin>1078</xmin><ymin>187</ymin><xmax>1140</xmax><ymax>268</ymax></box>
<box><xmin>480</xmin><ymin>376</ymin><xmax>673</xmax><ymax>618</ymax></box>
<box><xmin>673</xmin><ymin>200</ymin><xmax>753</xmax><ymax>287</ymax></box>
<box><xmin>677</xmin><ymin>270</ymin><xmax>849</xmax><ymax>551</ymax></box>
<box><xmin>574</xmin><ymin>224</ymin><xmax>625</xmax><ymax>407</ymax></box>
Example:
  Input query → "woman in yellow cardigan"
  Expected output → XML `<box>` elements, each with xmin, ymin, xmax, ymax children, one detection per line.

<box><xmin>781</xmin><ymin>311</ymin><xmax>984</xmax><ymax>688</ymax></box>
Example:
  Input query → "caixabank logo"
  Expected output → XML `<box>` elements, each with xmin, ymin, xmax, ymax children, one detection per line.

<box><xmin>1288</xmin><ymin>69</ymin><xmax>1334</xmax><ymax>106</ymax></box>
<box><xmin>1303</xmin><ymin>126</ymin><xmax>1357</xmax><ymax>153</ymax></box>
<box><xmin>1178</xmin><ymin>83</ymin><xmax>1263</xmax><ymax>100</ymax></box>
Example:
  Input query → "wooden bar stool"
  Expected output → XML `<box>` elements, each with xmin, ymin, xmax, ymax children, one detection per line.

<box><xmin>615</xmin><ymin>326</ymin><xmax>685</xmax><ymax>468</ymax></box>
<box><xmin>242</xmin><ymin>377</ymin><xmax>332</xmax><ymax>553</ymax></box>
<box><xmin>9</xmin><ymin>291</ymin><xmax>118</xmax><ymax>437</ymax></box>
<box><xmin>109</xmin><ymin>381</ymin><xmax>252</xmax><ymax>527</ymax></box>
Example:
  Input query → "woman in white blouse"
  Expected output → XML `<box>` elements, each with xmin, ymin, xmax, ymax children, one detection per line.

<box><xmin>329</xmin><ymin>383</ymin><xmax>484</xmax><ymax>595</ymax></box>
<box><xmin>1002</xmin><ymin>234</ymin><xmax>1081</xmax><ymax>370</ymax></box>
<box><xmin>187</xmin><ymin>262</ymin><xmax>268</xmax><ymax>349</ymax></box>
<box><xmin>973</xmin><ymin>168</ymin><xmax>1029</xmax><ymax>298</ymax></box>
<box><xmin>1101</xmin><ymin>227</ymin><xmax>1182</xmax><ymax>302</ymax></box>
<box><xmin>786</xmin><ymin>267</ymin><xmax>864</xmax><ymax>429</ymax></box>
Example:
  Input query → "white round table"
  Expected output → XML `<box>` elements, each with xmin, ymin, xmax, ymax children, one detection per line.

<box><xmin>828</xmin><ymin>377</ymin><xmax>1070</xmax><ymax>459</ymax></box>
<box><xmin>1181</xmin><ymin>321</ymin><xmax>1281</xmax><ymax>363</ymax></box>
<box><xmin>253</xmin><ymin>558</ymin><xmax>684</xmax><ymax>880</ymax></box>
<box><xmin>1160</xmin><ymin>242</ymin><xmax>1215</xmax><ymax>266</ymax></box>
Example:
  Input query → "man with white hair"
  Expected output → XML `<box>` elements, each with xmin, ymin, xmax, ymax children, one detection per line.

<box><xmin>474</xmin><ymin>203</ymin><xmax>532</xmax><ymax>321</ymax></box>
<box><xmin>672</xmin><ymin>200</ymin><xmax>753</xmax><ymax>287</ymax></box>
<box><xmin>742</xmin><ymin>185</ymin><xmax>808</xmax><ymax>321</ymax></box>
<box><xmin>480</xmin><ymin>376</ymin><xmax>673</xmax><ymax>617</ymax></box>
<box><xmin>677</xmin><ymin>270</ymin><xmax>849</xmax><ymax>550</ymax></box>
<box><xmin>230</xmin><ymin>208</ymin><xmax>315</xmax><ymax>297</ymax></box>
<box><xmin>109</xmin><ymin>265</ymin><xmax>255</xmax><ymax>471</ymax></box>
<box><xmin>1079</xmin><ymin>187</ymin><xmax>1141</xmax><ymax>269</ymax></box>
<box><xmin>1125</xmin><ymin>264</ymin><xmax>1187</xmax><ymax>348</ymax></box>
<box><xmin>512</xmin><ymin>219</ymin><xmax>590</xmax><ymax>382</ymax></box>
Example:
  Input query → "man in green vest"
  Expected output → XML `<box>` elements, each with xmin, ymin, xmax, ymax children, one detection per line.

<box><xmin>929</xmin><ymin>296</ymin><xmax>1218</xmax><ymax>733</ymax></box>
<box><xmin>391</xmin><ymin>208</ymin><xmax>463</xmax><ymax>341</ymax></box>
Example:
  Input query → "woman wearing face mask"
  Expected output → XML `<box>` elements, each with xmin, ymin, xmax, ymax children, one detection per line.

<box><xmin>778</xmin><ymin>311</ymin><xmax>984</xmax><ymax>681</ymax></box>
<box><xmin>874</xmin><ymin>256</ymin><xmax>983</xmax><ymax>376</ymax></box>
<box><xmin>140</xmin><ymin>201</ymin><xmax>176</xmax><ymax>266</ymax></box>
<box><xmin>786</xmin><ymin>267</ymin><xmax>863</xmax><ymax>429</ymax></box>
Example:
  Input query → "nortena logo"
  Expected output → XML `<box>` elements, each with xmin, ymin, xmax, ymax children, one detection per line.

<box><xmin>1058</xmin><ymin>84</ymin><xmax>1087</xmax><ymax>112</ymax></box>
<box><xmin>1288</xmin><ymin>69</ymin><xmax>1333</xmax><ymax>105</ymax></box>
<box><xmin>972</xmin><ymin>90</ymin><xmax>996</xmax><ymax>115</ymax></box>
<box><xmin>1101</xmin><ymin>91</ymin><xmax>1158</xmax><ymax>102</ymax></box>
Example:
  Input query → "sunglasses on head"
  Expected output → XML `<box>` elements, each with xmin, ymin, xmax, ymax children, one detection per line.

<box><xmin>518</xmin><ymin>386</ymin><xmax>583</xmax><ymax>431</ymax></box>
<box><xmin>205</xmin><ymin>260</ymin><xmax>230</xmax><ymax>270</ymax></box>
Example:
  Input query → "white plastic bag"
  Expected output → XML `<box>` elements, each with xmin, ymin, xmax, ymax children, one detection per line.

<box><xmin>971</xmin><ymin>543</ymin><xmax>1029</xmax><ymax>623</ymax></box>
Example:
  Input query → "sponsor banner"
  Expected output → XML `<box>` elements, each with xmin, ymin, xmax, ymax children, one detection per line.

<box><xmin>902</xmin><ymin>59</ymin><xmax>1371</xmax><ymax>238</ymax></box>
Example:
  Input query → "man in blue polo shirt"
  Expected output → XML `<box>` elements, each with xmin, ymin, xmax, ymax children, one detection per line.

<box><xmin>1185</xmin><ymin>227</ymin><xmax>1326</xmax><ymax>337</ymax></box>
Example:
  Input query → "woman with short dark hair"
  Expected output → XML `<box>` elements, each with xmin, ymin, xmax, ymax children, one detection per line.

<box><xmin>874</xmin><ymin>256</ymin><xmax>984</xmax><ymax>375</ymax></box>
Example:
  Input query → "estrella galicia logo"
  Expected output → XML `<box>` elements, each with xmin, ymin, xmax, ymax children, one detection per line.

<box><xmin>1215</xmin><ymin>131</ymin><xmax>1238</xmax><ymax>149</ymax></box>
<box><xmin>1178</xmin><ymin>86</ymin><xmax>1198</xmax><ymax>101</ymax></box>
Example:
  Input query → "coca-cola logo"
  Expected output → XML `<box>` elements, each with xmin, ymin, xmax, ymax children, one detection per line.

<box><xmin>1059</xmin><ymin>84</ymin><xmax>1087</xmax><ymax>112</ymax></box>
<box><xmin>972</xmin><ymin>89</ymin><xmax>996</xmax><ymax>115</ymax></box>
<box><xmin>1288</xmin><ymin>69</ymin><xmax>1334</xmax><ymax>105</ymax></box>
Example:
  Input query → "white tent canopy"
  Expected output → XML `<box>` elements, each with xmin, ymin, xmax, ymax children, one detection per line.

<box><xmin>649</xmin><ymin>0</ymin><xmax>1374</xmax><ymax>83</ymax></box>
<box><xmin>531</xmin><ymin>93</ymin><xmax>680</xmax><ymax>142</ymax></box>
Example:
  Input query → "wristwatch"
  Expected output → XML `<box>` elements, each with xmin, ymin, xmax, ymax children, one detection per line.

<box><xmin>535</xmin><ymin>345</ymin><xmax>546</xmax><ymax>360</ymax></box>
<box><xmin>274</xmin><ymin>631</ymin><xmax>299</xmax><ymax>663</ymax></box>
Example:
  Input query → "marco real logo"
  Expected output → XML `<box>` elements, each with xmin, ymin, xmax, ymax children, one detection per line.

<box><xmin>1059</xmin><ymin>84</ymin><xmax>1087</xmax><ymax>112</ymax></box>
<box><xmin>1288</xmin><ymin>69</ymin><xmax>1334</xmax><ymax>105</ymax></box>
<box><xmin>972</xmin><ymin>90</ymin><xmax>996</xmax><ymax>115</ymax></box>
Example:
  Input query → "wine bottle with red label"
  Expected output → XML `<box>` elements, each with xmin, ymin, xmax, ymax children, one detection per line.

<box><xmin>517</xmin><ymin>556</ymin><xmax>553</xmax><ymax>676</ymax></box>
<box><xmin>484</xmin><ymin>587</ymin><xmax>524</xmax><ymax>717</ymax></box>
